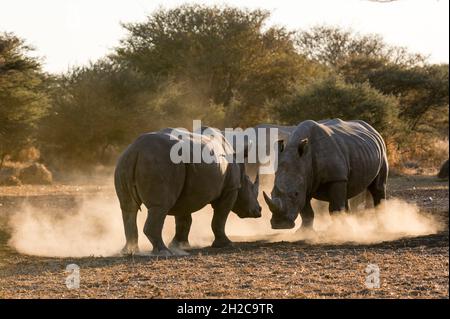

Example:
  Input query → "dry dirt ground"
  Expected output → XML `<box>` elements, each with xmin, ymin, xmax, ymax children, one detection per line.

<box><xmin>0</xmin><ymin>176</ymin><xmax>448</xmax><ymax>299</ymax></box>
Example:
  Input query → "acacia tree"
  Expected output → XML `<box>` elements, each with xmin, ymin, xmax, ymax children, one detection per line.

<box><xmin>0</xmin><ymin>33</ymin><xmax>49</xmax><ymax>168</ymax></box>
<box><xmin>114</xmin><ymin>4</ymin><xmax>318</xmax><ymax>126</ymax></box>
<box><xmin>296</xmin><ymin>26</ymin><xmax>448</xmax><ymax>131</ymax></box>
<box><xmin>295</xmin><ymin>26</ymin><xmax>426</xmax><ymax>68</ymax></box>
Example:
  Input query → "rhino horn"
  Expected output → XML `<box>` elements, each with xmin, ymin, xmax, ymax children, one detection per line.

<box><xmin>253</xmin><ymin>173</ymin><xmax>260</xmax><ymax>195</ymax></box>
<box><xmin>263</xmin><ymin>191</ymin><xmax>282</xmax><ymax>214</ymax></box>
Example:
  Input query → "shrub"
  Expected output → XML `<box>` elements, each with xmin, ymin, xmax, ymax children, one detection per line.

<box><xmin>273</xmin><ymin>76</ymin><xmax>401</xmax><ymax>137</ymax></box>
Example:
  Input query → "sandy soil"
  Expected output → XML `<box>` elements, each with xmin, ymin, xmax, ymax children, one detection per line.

<box><xmin>0</xmin><ymin>175</ymin><xmax>448</xmax><ymax>299</ymax></box>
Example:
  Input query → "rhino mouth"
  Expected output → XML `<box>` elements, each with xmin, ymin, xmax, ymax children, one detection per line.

<box><xmin>236</xmin><ymin>206</ymin><xmax>262</xmax><ymax>219</ymax></box>
<box><xmin>263</xmin><ymin>191</ymin><xmax>296</xmax><ymax>229</ymax></box>
<box><xmin>245</xmin><ymin>207</ymin><xmax>262</xmax><ymax>218</ymax></box>
<box><xmin>270</xmin><ymin>217</ymin><xmax>295</xmax><ymax>229</ymax></box>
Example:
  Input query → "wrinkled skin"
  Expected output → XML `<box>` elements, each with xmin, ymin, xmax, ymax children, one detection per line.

<box><xmin>264</xmin><ymin>119</ymin><xmax>388</xmax><ymax>231</ymax></box>
<box><xmin>115</xmin><ymin>128</ymin><xmax>262</xmax><ymax>255</ymax></box>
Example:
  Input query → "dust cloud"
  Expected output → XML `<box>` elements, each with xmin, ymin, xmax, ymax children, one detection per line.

<box><xmin>270</xmin><ymin>199</ymin><xmax>442</xmax><ymax>244</ymax></box>
<box><xmin>7</xmin><ymin>179</ymin><xmax>442</xmax><ymax>257</ymax></box>
<box><xmin>8</xmin><ymin>195</ymin><xmax>124</xmax><ymax>257</ymax></box>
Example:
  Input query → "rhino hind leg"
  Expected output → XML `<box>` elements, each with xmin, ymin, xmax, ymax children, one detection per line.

<box><xmin>116</xmin><ymin>187</ymin><xmax>141</xmax><ymax>255</ymax></box>
<box><xmin>364</xmin><ymin>191</ymin><xmax>374</xmax><ymax>209</ymax></box>
<box><xmin>368</xmin><ymin>162</ymin><xmax>388</xmax><ymax>207</ymax></box>
<box><xmin>121</xmin><ymin>209</ymin><xmax>140</xmax><ymax>255</ymax></box>
<box><xmin>368</xmin><ymin>179</ymin><xmax>386</xmax><ymax>207</ymax></box>
<box><xmin>144</xmin><ymin>207</ymin><xmax>171</xmax><ymax>255</ymax></box>
<box><xmin>170</xmin><ymin>214</ymin><xmax>192</xmax><ymax>249</ymax></box>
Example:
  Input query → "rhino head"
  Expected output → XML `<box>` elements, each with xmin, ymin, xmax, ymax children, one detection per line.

<box><xmin>263</xmin><ymin>138</ymin><xmax>310</xmax><ymax>229</ymax></box>
<box><xmin>232</xmin><ymin>164</ymin><xmax>262</xmax><ymax>218</ymax></box>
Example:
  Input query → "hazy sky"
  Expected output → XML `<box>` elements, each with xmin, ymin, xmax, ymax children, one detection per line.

<box><xmin>1</xmin><ymin>0</ymin><xmax>448</xmax><ymax>73</ymax></box>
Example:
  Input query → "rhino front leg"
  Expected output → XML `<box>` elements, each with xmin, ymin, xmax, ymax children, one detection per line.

<box><xmin>170</xmin><ymin>214</ymin><xmax>192</xmax><ymax>249</ymax></box>
<box><xmin>211</xmin><ymin>210</ymin><xmax>231</xmax><ymax>248</ymax></box>
<box><xmin>296</xmin><ymin>200</ymin><xmax>316</xmax><ymax>236</ymax></box>
<box><xmin>210</xmin><ymin>190</ymin><xmax>237</xmax><ymax>248</ymax></box>
<box><xmin>143</xmin><ymin>207</ymin><xmax>171</xmax><ymax>255</ymax></box>
<box><xmin>328</xmin><ymin>181</ymin><xmax>348</xmax><ymax>213</ymax></box>
<box><xmin>299</xmin><ymin>200</ymin><xmax>314</xmax><ymax>229</ymax></box>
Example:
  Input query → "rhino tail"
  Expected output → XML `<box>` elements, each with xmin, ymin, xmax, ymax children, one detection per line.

<box><xmin>129</xmin><ymin>150</ymin><xmax>143</xmax><ymax>211</ymax></box>
<box><xmin>115</xmin><ymin>149</ymin><xmax>142</xmax><ymax>211</ymax></box>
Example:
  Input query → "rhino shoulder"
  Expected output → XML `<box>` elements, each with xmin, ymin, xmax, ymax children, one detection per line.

<box><xmin>300</xmin><ymin>120</ymin><xmax>350</xmax><ymax>183</ymax></box>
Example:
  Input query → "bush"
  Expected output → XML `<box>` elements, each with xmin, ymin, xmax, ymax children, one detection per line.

<box><xmin>38</xmin><ymin>61</ymin><xmax>149</xmax><ymax>170</ymax></box>
<box><xmin>273</xmin><ymin>76</ymin><xmax>401</xmax><ymax>137</ymax></box>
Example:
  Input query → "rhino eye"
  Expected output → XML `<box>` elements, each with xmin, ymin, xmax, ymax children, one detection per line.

<box><xmin>289</xmin><ymin>192</ymin><xmax>299</xmax><ymax>199</ymax></box>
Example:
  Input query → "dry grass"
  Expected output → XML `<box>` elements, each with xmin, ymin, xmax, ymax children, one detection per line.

<box><xmin>389</xmin><ymin>136</ymin><xmax>449</xmax><ymax>176</ymax></box>
<box><xmin>0</xmin><ymin>175</ymin><xmax>448</xmax><ymax>299</ymax></box>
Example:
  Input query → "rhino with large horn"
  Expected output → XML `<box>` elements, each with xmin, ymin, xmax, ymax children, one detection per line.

<box><xmin>264</xmin><ymin>119</ymin><xmax>388</xmax><ymax>230</ymax></box>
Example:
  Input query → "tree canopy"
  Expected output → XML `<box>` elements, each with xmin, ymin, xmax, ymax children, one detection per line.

<box><xmin>114</xmin><ymin>5</ymin><xmax>320</xmax><ymax>126</ymax></box>
<box><xmin>0</xmin><ymin>33</ymin><xmax>49</xmax><ymax>167</ymax></box>
<box><xmin>0</xmin><ymin>5</ymin><xmax>448</xmax><ymax>171</ymax></box>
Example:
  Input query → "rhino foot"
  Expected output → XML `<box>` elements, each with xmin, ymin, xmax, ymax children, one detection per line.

<box><xmin>153</xmin><ymin>248</ymin><xmax>173</xmax><ymax>256</ymax></box>
<box><xmin>169</xmin><ymin>240</ymin><xmax>191</xmax><ymax>250</ymax></box>
<box><xmin>211</xmin><ymin>238</ymin><xmax>233</xmax><ymax>248</ymax></box>
<box><xmin>121</xmin><ymin>244</ymin><xmax>139</xmax><ymax>256</ymax></box>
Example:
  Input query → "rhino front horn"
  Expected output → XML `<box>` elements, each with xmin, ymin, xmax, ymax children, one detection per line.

<box><xmin>263</xmin><ymin>191</ymin><xmax>281</xmax><ymax>213</ymax></box>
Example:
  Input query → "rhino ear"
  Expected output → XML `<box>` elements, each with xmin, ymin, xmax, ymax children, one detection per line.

<box><xmin>298</xmin><ymin>138</ymin><xmax>308</xmax><ymax>157</ymax></box>
<box><xmin>243</xmin><ymin>140</ymin><xmax>253</xmax><ymax>159</ymax></box>
<box><xmin>277</xmin><ymin>140</ymin><xmax>284</xmax><ymax>153</ymax></box>
<box><xmin>253</xmin><ymin>173</ymin><xmax>260</xmax><ymax>196</ymax></box>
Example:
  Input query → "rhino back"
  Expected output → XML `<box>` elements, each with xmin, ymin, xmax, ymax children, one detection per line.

<box><xmin>163</xmin><ymin>130</ymin><xmax>239</xmax><ymax>214</ymax></box>
<box><xmin>117</xmin><ymin>130</ymin><xmax>239</xmax><ymax>214</ymax></box>
<box><xmin>120</xmin><ymin>132</ymin><xmax>186</xmax><ymax>210</ymax></box>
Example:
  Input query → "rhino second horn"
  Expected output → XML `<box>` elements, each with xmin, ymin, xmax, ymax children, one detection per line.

<box><xmin>263</xmin><ymin>191</ymin><xmax>281</xmax><ymax>213</ymax></box>
<box><xmin>254</xmin><ymin>173</ymin><xmax>260</xmax><ymax>195</ymax></box>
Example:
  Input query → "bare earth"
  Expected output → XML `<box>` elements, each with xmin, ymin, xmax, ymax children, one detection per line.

<box><xmin>0</xmin><ymin>176</ymin><xmax>448</xmax><ymax>299</ymax></box>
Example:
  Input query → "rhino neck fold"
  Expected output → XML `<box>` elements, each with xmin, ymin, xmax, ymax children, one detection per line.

<box><xmin>307</xmin><ymin>143</ymin><xmax>318</xmax><ymax>198</ymax></box>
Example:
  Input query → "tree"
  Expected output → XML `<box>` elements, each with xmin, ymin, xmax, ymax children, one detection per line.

<box><xmin>0</xmin><ymin>33</ymin><xmax>49</xmax><ymax>168</ymax></box>
<box><xmin>273</xmin><ymin>75</ymin><xmax>401</xmax><ymax>138</ymax></box>
<box><xmin>114</xmin><ymin>4</ymin><xmax>316</xmax><ymax>126</ymax></box>
<box><xmin>296</xmin><ymin>26</ymin><xmax>448</xmax><ymax>131</ymax></box>
<box><xmin>39</xmin><ymin>60</ymin><xmax>150</xmax><ymax>168</ymax></box>
<box><xmin>295</xmin><ymin>26</ymin><xmax>425</xmax><ymax>68</ymax></box>
<box><xmin>140</xmin><ymin>78</ymin><xmax>226</xmax><ymax>129</ymax></box>
<box><xmin>340</xmin><ymin>56</ymin><xmax>449</xmax><ymax>130</ymax></box>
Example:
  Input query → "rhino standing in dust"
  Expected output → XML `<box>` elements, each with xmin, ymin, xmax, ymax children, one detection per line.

<box><xmin>263</xmin><ymin>119</ymin><xmax>388</xmax><ymax>230</ymax></box>
<box><xmin>114</xmin><ymin>128</ymin><xmax>262</xmax><ymax>255</ymax></box>
<box><xmin>229</xmin><ymin>123</ymin><xmax>368</xmax><ymax>211</ymax></box>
